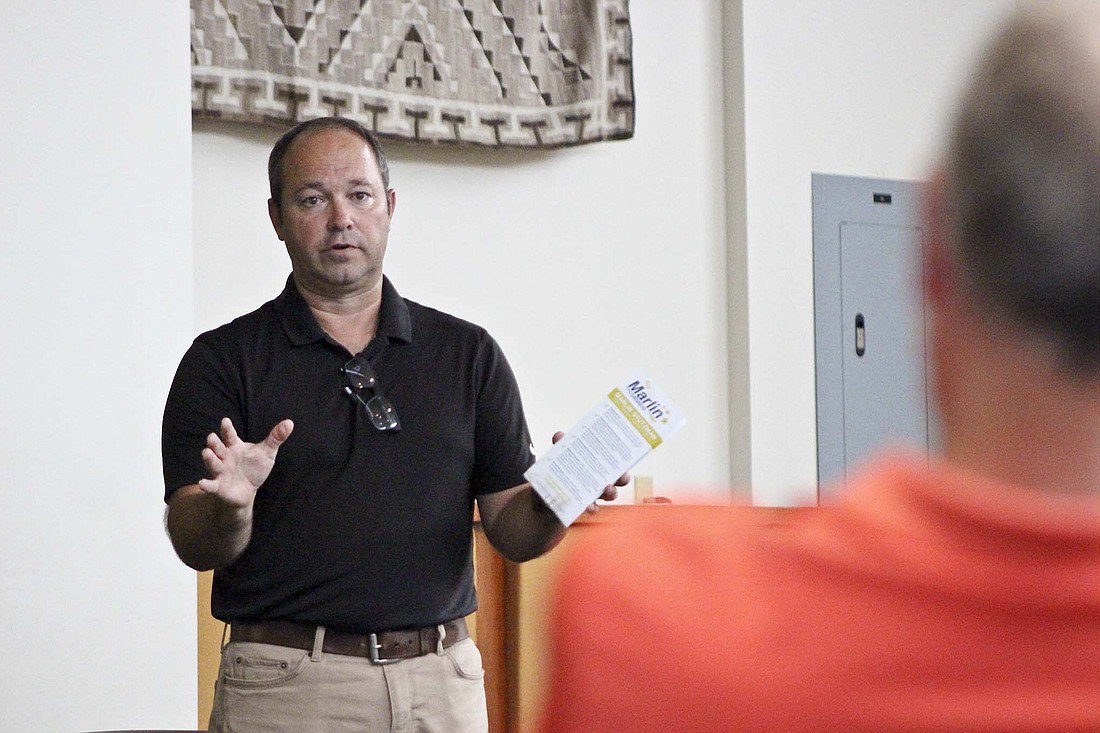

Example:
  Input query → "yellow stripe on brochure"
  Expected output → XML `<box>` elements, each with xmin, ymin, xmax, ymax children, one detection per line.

<box><xmin>608</xmin><ymin>388</ymin><xmax>663</xmax><ymax>449</ymax></box>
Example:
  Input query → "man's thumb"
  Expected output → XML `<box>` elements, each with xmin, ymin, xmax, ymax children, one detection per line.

<box><xmin>265</xmin><ymin>419</ymin><xmax>294</xmax><ymax>448</ymax></box>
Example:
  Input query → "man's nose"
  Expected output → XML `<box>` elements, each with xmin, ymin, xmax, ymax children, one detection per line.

<box><xmin>328</xmin><ymin>199</ymin><xmax>354</xmax><ymax>230</ymax></box>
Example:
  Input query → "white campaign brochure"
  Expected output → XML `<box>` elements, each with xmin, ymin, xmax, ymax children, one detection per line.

<box><xmin>525</xmin><ymin>372</ymin><xmax>687</xmax><ymax>527</ymax></box>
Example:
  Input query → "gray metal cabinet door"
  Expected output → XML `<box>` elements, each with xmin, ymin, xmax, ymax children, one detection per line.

<box><xmin>839</xmin><ymin>222</ymin><xmax>929</xmax><ymax>474</ymax></box>
<box><xmin>813</xmin><ymin>173</ymin><xmax>936</xmax><ymax>497</ymax></box>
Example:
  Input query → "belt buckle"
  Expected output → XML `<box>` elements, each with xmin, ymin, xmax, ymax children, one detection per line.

<box><xmin>368</xmin><ymin>632</ymin><xmax>399</xmax><ymax>665</ymax></box>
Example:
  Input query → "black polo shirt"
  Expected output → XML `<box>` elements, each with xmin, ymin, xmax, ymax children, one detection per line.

<box><xmin>162</xmin><ymin>275</ymin><xmax>534</xmax><ymax>633</ymax></box>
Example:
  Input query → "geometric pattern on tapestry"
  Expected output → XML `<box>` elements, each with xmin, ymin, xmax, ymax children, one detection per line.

<box><xmin>191</xmin><ymin>0</ymin><xmax>635</xmax><ymax>148</ymax></box>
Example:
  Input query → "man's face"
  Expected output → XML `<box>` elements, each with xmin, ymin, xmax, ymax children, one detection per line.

<box><xmin>268</xmin><ymin>127</ymin><xmax>396</xmax><ymax>300</ymax></box>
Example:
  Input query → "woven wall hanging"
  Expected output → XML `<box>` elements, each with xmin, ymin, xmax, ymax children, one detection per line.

<box><xmin>191</xmin><ymin>0</ymin><xmax>635</xmax><ymax>148</ymax></box>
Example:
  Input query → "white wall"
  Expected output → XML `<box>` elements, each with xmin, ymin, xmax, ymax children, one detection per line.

<box><xmin>0</xmin><ymin>3</ymin><xmax>195</xmax><ymax>732</ymax></box>
<box><xmin>738</xmin><ymin>0</ymin><xmax>1017</xmax><ymax>505</ymax></box>
<box><xmin>193</xmin><ymin>2</ymin><xmax>732</xmax><ymax>502</ymax></box>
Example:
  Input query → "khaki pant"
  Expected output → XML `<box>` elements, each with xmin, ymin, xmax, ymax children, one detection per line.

<box><xmin>208</xmin><ymin>632</ymin><xmax>488</xmax><ymax>733</ymax></box>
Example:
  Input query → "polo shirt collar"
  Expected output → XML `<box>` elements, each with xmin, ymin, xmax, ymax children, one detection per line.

<box><xmin>272</xmin><ymin>274</ymin><xmax>412</xmax><ymax>348</ymax></box>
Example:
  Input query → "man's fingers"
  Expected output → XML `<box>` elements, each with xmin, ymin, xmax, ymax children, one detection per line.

<box><xmin>206</xmin><ymin>427</ymin><xmax>224</xmax><ymax>451</ymax></box>
<box><xmin>200</xmin><ymin>446</ymin><xmax>222</xmax><ymax>474</ymax></box>
<box><xmin>220</xmin><ymin>417</ymin><xmax>241</xmax><ymax>445</ymax></box>
<box><xmin>551</xmin><ymin>431</ymin><xmax>565</xmax><ymax>445</ymax></box>
<box><xmin>197</xmin><ymin>447</ymin><xmax>226</xmax><ymax>496</ymax></box>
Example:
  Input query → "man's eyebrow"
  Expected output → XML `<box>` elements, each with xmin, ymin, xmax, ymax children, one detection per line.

<box><xmin>291</xmin><ymin>178</ymin><xmax>378</xmax><ymax>195</ymax></box>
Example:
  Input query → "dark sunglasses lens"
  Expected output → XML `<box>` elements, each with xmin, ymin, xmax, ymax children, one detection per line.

<box><xmin>366</xmin><ymin>394</ymin><xmax>400</xmax><ymax>430</ymax></box>
<box><xmin>343</xmin><ymin>358</ymin><xmax>377</xmax><ymax>390</ymax></box>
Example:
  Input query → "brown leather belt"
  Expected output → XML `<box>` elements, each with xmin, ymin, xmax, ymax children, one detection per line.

<box><xmin>230</xmin><ymin>617</ymin><xmax>468</xmax><ymax>664</ymax></box>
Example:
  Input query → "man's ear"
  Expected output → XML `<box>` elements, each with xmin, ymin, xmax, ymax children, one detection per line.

<box><xmin>268</xmin><ymin>198</ymin><xmax>285</xmax><ymax>241</ymax></box>
<box><xmin>387</xmin><ymin>188</ymin><xmax>396</xmax><ymax>217</ymax></box>
<box><xmin>922</xmin><ymin>168</ymin><xmax>954</xmax><ymax>310</ymax></box>
<box><xmin>923</xmin><ymin>167</ymin><xmax>965</xmax><ymax>434</ymax></box>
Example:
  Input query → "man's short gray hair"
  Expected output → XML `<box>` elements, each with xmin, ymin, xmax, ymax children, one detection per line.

<box><xmin>944</xmin><ymin>1</ymin><xmax>1100</xmax><ymax>375</ymax></box>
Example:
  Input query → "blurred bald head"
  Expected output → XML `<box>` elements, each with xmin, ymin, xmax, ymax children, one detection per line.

<box><xmin>942</xmin><ymin>0</ymin><xmax>1100</xmax><ymax>376</ymax></box>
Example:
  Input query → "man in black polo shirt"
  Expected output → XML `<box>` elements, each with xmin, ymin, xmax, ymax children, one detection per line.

<box><xmin>162</xmin><ymin>117</ymin><xmax>616</xmax><ymax>732</ymax></box>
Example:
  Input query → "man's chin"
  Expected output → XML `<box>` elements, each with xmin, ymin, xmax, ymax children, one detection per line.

<box><xmin>300</xmin><ymin>268</ymin><xmax>382</xmax><ymax>294</ymax></box>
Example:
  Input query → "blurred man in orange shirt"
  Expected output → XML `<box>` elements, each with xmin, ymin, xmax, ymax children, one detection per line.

<box><xmin>538</xmin><ymin>2</ymin><xmax>1100</xmax><ymax>731</ymax></box>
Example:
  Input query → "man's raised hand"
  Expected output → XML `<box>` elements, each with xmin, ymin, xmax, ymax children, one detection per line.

<box><xmin>197</xmin><ymin>417</ymin><xmax>294</xmax><ymax>508</ymax></box>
